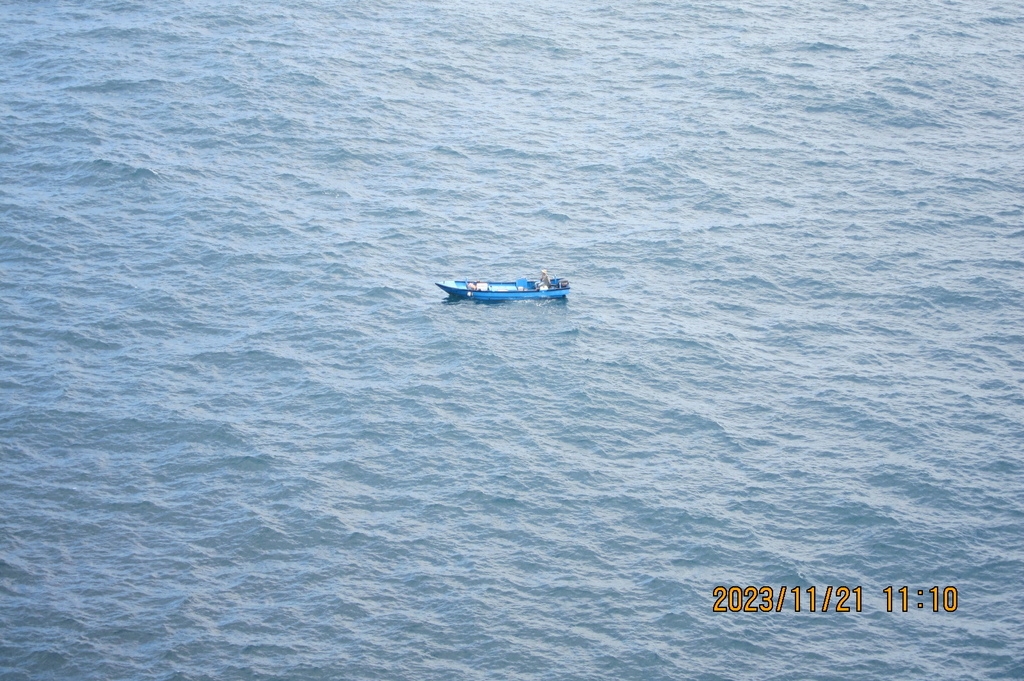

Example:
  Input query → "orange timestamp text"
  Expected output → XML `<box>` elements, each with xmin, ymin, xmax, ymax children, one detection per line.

<box><xmin>712</xmin><ymin>586</ymin><xmax>959</xmax><ymax>613</ymax></box>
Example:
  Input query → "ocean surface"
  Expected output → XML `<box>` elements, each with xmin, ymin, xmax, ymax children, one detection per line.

<box><xmin>2</xmin><ymin>1</ymin><xmax>1023</xmax><ymax>679</ymax></box>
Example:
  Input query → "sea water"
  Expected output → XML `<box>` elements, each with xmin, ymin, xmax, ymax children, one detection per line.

<box><xmin>1</xmin><ymin>1</ymin><xmax>1022</xmax><ymax>679</ymax></box>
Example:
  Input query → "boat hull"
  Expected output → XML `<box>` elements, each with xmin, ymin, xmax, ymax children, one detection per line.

<box><xmin>436</xmin><ymin>280</ymin><xmax>570</xmax><ymax>300</ymax></box>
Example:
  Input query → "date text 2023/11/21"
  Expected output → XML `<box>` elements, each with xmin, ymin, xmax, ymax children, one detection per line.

<box><xmin>712</xmin><ymin>586</ymin><xmax>959</xmax><ymax>613</ymax></box>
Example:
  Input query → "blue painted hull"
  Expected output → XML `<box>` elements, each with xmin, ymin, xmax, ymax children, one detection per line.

<box><xmin>436</xmin><ymin>280</ymin><xmax>570</xmax><ymax>300</ymax></box>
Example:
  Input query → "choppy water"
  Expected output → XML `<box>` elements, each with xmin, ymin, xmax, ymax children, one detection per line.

<box><xmin>2</xmin><ymin>1</ymin><xmax>1023</xmax><ymax>679</ymax></box>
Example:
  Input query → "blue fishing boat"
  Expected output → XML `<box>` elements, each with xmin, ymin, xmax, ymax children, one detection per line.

<box><xmin>436</xmin><ymin>277</ymin><xmax>570</xmax><ymax>300</ymax></box>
